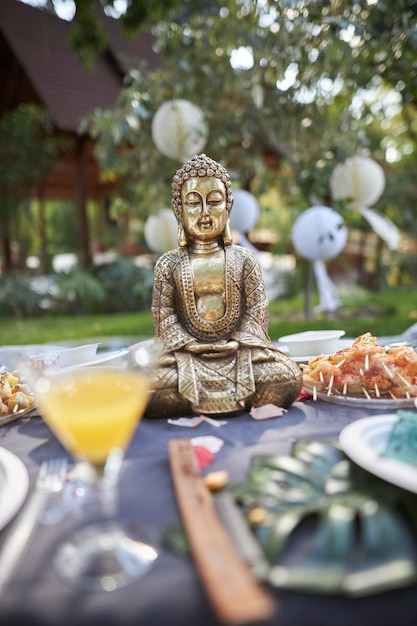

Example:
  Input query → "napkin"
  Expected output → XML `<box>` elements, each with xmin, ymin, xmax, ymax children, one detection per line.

<box><xmin>381</xmin><ymin>410</ymin><xmax>417</xmax><ymax>467</ymax></box>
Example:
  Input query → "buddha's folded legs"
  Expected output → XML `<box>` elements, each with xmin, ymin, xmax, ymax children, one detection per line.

<box><xmin>145</xmin><ymin>353</ymin><xmax>302</xmax><ymax>418</ymax></box>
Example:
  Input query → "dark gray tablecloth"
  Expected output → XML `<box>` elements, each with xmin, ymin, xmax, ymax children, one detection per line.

<box><xmin>0</xmin><ymin>398</ymin><xmax>416</xmax><ymax>626</ymax></box>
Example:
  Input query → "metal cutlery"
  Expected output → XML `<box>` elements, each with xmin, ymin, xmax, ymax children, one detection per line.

<box><xmin>0</xmin><ymin>457</ymin><xmax>67</xmax><ymax>594</ymax></box>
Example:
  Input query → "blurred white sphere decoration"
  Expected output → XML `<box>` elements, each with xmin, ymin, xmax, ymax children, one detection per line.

<box><xmin>330</xmin><ymin>156</ymin><xmax>385</xmax><ymax>210</ymax></box>
<box><xmin>144</xmin><ymin>209</ymin><xmax>178</xmax><ymax>254</ymax></box>
<box><xmin>292</xmin><ymin>206</ymin><xmax>347</xmax><ymax>313</ymax></box>
<box><xmin>230</xmin><ymin>189</ymin><xmax>260</xmax><ymax>253</ymax></box>
<box><xmin>230</xmin><ymin>189</ymin><xmax>260</xmax><ymax>234</ymax></box>
<box><xmin>330</xmin><ymin>156</ymin><xmax>399</xmax><ymax>250</ymax></box>
<box><xmin>151</xmin><ymin>99</ymin><xmax>208</xmax><ymax>162</ymax></box>
<box><xmin>292</xmin><ymin>206</ymin><xmax>347</xmax><ymax>262</ymax></box>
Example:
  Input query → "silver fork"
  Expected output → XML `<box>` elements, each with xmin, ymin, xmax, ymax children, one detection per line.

<box><xmin>0</xmin><ymin>457</ymin><xmax>67</xmax><ymax>594</ymax></box>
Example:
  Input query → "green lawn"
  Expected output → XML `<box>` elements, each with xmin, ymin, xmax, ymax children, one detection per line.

<box><xmin>0</xmin><ymin>287</ymin><xmax>416</xmax><ymax>346</ymax></box>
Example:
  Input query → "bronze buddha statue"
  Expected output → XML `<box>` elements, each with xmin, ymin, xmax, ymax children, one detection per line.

<box><xmin>145</xmin><ymin>153</ymin><xmax>302</xmax><ymax>417</ymax></box>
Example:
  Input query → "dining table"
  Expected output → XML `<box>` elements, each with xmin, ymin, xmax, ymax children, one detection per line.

<box><xmin>0</xmin><ymin>341</ymin><xmax>417</xmax><ymax>626</ymax></box>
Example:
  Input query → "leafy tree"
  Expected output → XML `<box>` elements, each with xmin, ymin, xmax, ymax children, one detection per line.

<box><xmin>82</xmin><ymin>2</ymin><xmax>416</xmax><ymax>214</ymax></box>
<box><xmin>0</xmin><ymin>104</ymin><xmax>65</xmax><ymax>274</ymax></box>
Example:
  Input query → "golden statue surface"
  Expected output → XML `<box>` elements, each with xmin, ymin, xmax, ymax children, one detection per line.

<box><xmin>145</xmin><ymin>154</ymin><xmax>302</xmax><ymax>418</ymax></box>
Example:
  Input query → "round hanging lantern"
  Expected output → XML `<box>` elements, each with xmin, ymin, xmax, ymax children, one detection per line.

<box><xmin>292</xmin><ymin>206</ymin><xmax>347</xmax><ymax>262</ymax></box>
<box><xmin>230</xmin><ymin>189</ymin><xmax>260</xmax><ymax>234</ymax></box>
<box><xmin>330</xmin><ymin>156</ymin><xmax>385</xmax><ymax>210</ymax></box>
<box><xmin>330</xmin><ymin>155</ymin><xmax>399</xmax><ymax>250</ymax></box>
<box><xmin>151</xmin><ymin>99</ymin><xmax>208</xmax><ymax>162</ymax></box>
<box><xmin>144</xmin><ymin>209</ymin><xmax>178</xmax><ymax>254</ymax></box>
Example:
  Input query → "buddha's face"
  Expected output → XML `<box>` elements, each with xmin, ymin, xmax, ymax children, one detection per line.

<box><xmin>181</xmin><ymin>176</ymin><xmax>227</xmax><ymax>243</ymax></box>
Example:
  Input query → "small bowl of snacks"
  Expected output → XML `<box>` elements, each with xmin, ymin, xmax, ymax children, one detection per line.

<box><xmin>279</xmin><ymin>330</ymin><xmax>346</xmax><ymax>358</ymax></box>
<box><xmin>0</xmin><ymin>370</ymin><xmax>35</xmax><ymax>425</ymax></box>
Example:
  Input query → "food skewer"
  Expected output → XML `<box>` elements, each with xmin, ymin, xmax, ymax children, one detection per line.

<box><xmin>327</xmin><ymin>375</ymin><xmax>334</xmax><ymax>396</ymax></box>
<box><xmin>382</xmin><ymin>363</ymin><xmax>394</xmax><ymax>379</ymax></box>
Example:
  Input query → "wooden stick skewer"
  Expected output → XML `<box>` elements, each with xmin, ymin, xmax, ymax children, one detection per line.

<box><xmin>327</xmin><ymin>375</ymin><xmax>334</xmax><ymax>396</ymax></box>
<box><xmin>396</xmin><ymin>373</ymin><xmax>412</xmax><ymax>388</ymax></box>
<box><xmin>362</xmin><ymin>387</ymin><xmax>371</xmax><ymax>399</ymax></box>
<box><xmin>382</xmin><ymin>363</ymin><xmax>394</xmax><ymax>378</ymax></box>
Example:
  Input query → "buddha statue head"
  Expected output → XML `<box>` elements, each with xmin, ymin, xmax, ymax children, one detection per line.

<box><xmin>171</xmin><ymin>154</ymin><xmax>234</xmax><ymax>247</ymax></box>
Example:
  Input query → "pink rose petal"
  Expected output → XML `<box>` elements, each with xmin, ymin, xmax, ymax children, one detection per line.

<box><xmin>192</xmin><ymin>446</ymin><xmax>215</xmax><ymax>468</ymax></box>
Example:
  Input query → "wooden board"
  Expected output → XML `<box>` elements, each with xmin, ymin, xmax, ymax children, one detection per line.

<box><xmin>168</xmin><ymin>438</ymin><xmax>276</xmax><ymax>625</ymax></box>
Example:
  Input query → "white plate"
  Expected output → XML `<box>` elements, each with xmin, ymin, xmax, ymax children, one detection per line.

<box><xmin>303</xmin><ymin>389</ymin><xmax>416</xmax><ymax>409</ymax></box>
<box><xmin>0</xmin><ymin>447</ymin><xmax>29</xmax><ymax>530</ymax></box>
<box><xmin>339</xmin><ymin>414</ymin><xmax>417</xmax><ymax>493</ymax></box>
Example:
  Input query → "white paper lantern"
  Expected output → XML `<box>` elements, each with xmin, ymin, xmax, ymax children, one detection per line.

<box><xmin>151</xmin><ymin>99</ymin><xmax>208</xmax><ymax>162</ymax></box>
<box><xmin>292</xmin><ymin>206</ymin><xmax>347</xmax><ymax>262</ymax></box>
<box><xmin>292</xmin><ymin>206</ymin><xmax>347</xmax><ymax>313</ymax></box>
<box><xmin>330</xmin><ymin>156</ymin><xmax>399</xmax><ymax>250</ymax></box>
<box><xmin>144</xmin><ymin>209</ymin><xmax>178</xmax><ymax>254</ymax></box>
<box><xmin>230</xmin><ymin>189</ymin><xmax>260</xmax><ymax>233</ymax></box>
<box><xmin>330</xmin><ymin>156</ymin><xmax>385</xmax><ymax>210</ymax></box>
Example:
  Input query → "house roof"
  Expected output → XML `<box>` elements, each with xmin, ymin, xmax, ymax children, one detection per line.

<box><xmin>0</xmin><ymin>0</ymin><xmax>159</xmax><ymax>132</ymax></box>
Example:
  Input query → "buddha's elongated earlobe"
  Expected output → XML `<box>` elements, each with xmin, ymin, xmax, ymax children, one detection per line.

<box><xmin>223</xmin><ymin>218</ymin><xmax>233</xmax><ymax>246</ymax></box>
<box><xmin>177</xmin><ymin>223</ymin><xmax>188</xmax><ymax>247</ymax></box>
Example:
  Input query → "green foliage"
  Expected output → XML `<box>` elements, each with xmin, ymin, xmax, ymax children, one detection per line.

<box><xmin>0</xmin><ymin>258</ymin><xmax>154</xmax><ymax>319</ymax></box>
<box><xmin>66</xmin><ymin>0</ymin><xmax>184</xmax><ymax>68</ymax></box>
<box><xmin>0</xmin><ymin>104</ymin><xmax>68</xmax><ymax>274</ymax></box>
<box><xmin>0</xmin><ymin>104</ymin><xmax>63</xmax><ymax>196</ymax></box>
<box><xmin>92</xmin><ymin>257</ymin><xmax>154</xmax><ymax>312</ymax></box>
<box><xmin>0</xmin><ymin>272</ymin><xmax>45</xmax><ymax>318</ymax></box>
<box><xmin>51</xmin><ymin>269</ymin><xmax>107</xmax><ymax>314</ymax></box>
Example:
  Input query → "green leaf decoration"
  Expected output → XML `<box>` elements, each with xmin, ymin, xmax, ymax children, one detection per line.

<box><xmin>233</xmin><ymin>439</ymin><xmax>417</xmax><ymax>596</ymax></box>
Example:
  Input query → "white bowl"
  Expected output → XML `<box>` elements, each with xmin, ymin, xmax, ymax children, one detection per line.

<box><xmin>278</xmin><ymin>330</ymin><xmax>346</xmax><ymax>358</ymax></box>
<box><xmin>54</xmin><ymin>344</ymin><xmax>100</xmax><ymax>368</ymax></box>
<box><xmin>57</xmin><ymin>343</ymin><xmax>100</xmax><ymax>368</ymax></box>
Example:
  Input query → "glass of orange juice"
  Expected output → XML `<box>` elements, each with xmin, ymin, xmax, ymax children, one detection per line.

<box><xmin>27</xmin><ymin>341</ymin><xmax>160</xmax><ymax>592</ymax></box>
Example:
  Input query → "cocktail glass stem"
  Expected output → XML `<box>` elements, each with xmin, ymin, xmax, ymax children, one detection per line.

<box><xmin>52</xmin><ymin>452</ymin><xmax>159</xmax><ymax>592</ymax></box>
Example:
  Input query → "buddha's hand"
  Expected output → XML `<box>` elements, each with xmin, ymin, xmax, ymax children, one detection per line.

<box><xmin>251</xmin><ymin>348</ymin><xmax>278</xmax><ymax>362</ymax></box>
<box><xmin>186</xmin><ymin>340</ymin><xmax>239</xmax><ymax>359</ymax></box>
